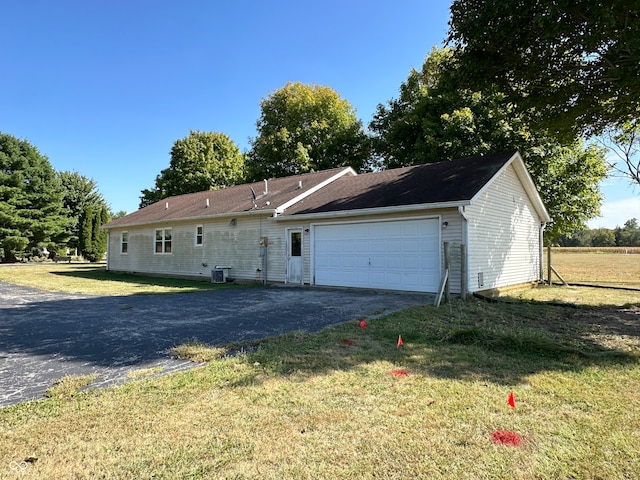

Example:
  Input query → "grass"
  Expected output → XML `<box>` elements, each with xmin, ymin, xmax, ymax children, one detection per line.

<box><xmin>170</xmin><ymin>341</ymin><xmax>228</xmax><ymax>363</ymax></box>
<box><xmin>547</xmin><ymin>249</ymin><xmax>640</xmax><ymax>288</ymax></box>
<box><xmin>126</xmin><ymin>367</ymin><xmax>164</xmax><ymax>380</ymax></box>
<box><xmin>43</xmin><ymin>374</ymin><xmax>99</xmax><ymax>399</ymax></box>
<box><xmin>0</xmin><ymin>256</ymin><xmax>639</xmax><ymax>478</ymax></box>
<box><xmin>0</xmin><ymin>263</ymin><xmax>240</xmax><ymax>295</ymax></box>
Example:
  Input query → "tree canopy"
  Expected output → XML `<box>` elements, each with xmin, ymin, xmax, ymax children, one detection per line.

<box><xmin>246</xmin><ymin>82</ymin><xmax>371</xmax><ymax>181</ymax></box>
<box><xmin>447</xmin><ymin>0</ymin><xmax>640</xmax><ymax>137</ymax></box>
<box><xmin>370</xmin><ymin>48</ymin><xmax>608</xmax><ymax>241</ymax></box>
<box><xmin>0</xmin><ymin>133</ymin><xmax>68</xmax><ymax>262</ymax></box>
<box><xmin>140</xmin><ymin>131</ymin><xmax>245</xmax><ymax>208</ymax></box>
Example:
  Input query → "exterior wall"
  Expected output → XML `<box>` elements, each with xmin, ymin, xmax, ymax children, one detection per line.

<box><xmin>106</xmin><ymin>214</ymin><xmax>290</xmax><ymax>283</ymax></box>
<box><xmin>115</xmin><ymin>209</ymin><xmax>466</xmax><ymax>291</ymax></box>
<box><xmin>465</xmin><ymin>164</ymin><xmax>543</xmax><ymax>292</ymax></box>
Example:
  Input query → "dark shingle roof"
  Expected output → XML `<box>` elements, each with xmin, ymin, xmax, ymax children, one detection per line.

<box><xmin>104</xmin><ymin>167</ymin><xmax>352</xmax><ymax>228</ymax></box>
<box><xmin>104</xmin><ymin>152</ymin><xmax>521</xmax><ymax>228</ymax></box>
<box><xmin>283</xmin><ymin>152</ymin><xmax>515</xmax><ymax>216</ymax></box>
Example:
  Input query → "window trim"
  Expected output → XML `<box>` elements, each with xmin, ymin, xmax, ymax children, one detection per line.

<box><xmin>121</xmin><ymin>231</ymin><xmax>128</xmax><ymax>254</ymax></box>
<box><xmin>195</xmin><ymin>225</ymin><xmax>203</xmax><ymax>247</ymax></box>
<box><xmin>154</xmin><ymin>228</ymin><xmax>172</xmax><ymax>254</ymax></box>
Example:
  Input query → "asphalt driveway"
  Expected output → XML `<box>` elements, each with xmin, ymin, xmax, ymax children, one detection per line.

<box><xmin>0</xmin><ymin>281</ymin><xmax>430</xmax><ymax>407</ymax></box>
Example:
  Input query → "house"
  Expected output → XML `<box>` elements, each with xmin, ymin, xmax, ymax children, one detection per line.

<box><xmin>103</xmin><ymin>151</ymin><xmax>551</xmax><ymax>294</ymax></box>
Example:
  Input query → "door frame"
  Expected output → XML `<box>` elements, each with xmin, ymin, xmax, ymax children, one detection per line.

<box><xmin>285</xmin><ymin>227</ymin><xmax>303</xmax><ymax>284</ymax></box>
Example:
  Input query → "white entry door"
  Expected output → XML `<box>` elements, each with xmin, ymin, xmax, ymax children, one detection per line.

<box><xmin>313</xmin><ymin>218</ymin><xmax>440</xmax><ymax>292</ymax></box>
<box><xmin>286</xmin><ymin>228</ymin><xmax>303</xmax><ymax>284</ymax></box>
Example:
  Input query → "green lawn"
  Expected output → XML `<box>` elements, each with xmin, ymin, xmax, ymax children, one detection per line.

<box><xmin>0</xmin><ymin>263</ymin><xmax>240</xmax><ymax>295</ymax></box>
<box><xmin>0</xmin><ymin>261</ymin><xmax>639</xmax><ymax>478</ymax></box>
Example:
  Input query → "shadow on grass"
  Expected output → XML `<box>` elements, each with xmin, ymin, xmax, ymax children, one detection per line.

<box><xmin>241</xmin><ymin>298</ymin><xmax>640</xmax><ymax>386</ymax></box>
<box><xmin>50</xmin><ymin>266</ymin><xmax>241</xmax><ymax>294</ymax></box>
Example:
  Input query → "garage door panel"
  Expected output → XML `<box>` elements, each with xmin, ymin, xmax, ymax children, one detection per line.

<box><xmin>314</xmin><ymin>219</ymin><xmax>440</xmax><ymax>292</ymax></box>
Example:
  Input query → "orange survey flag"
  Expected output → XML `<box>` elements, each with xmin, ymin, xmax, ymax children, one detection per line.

<box><xmin>508</xmin><ymin>392</ymin><xmax>516</xmax><ymax>408</ymax></box>
<box><xmin>397</xmin><ymin>335</ymin><xmax>403</xmax><ymax>347</ymax></box>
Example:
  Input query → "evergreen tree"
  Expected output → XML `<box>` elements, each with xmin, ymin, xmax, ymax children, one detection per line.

<box><xmin>79</xmin><ymin>206</ymin><xmax>94</xmax><ymax>260</ymax></box>
<box><xmin>91</xmin><ymin>206</ymin><xmax>108</xmax><ymax>261</ymax></box>
<box><xmin>78</xmin><ymin>206</ymin><xmax>109</xmax><ymax>262</ymax></box>
<box><xmin>0</xmin><ymin>133</ymin><xmax>67</xmax><ymax>262</ymax></box>
<box><xmin>58</xmin><ymin>171</ymin><xmax>109</xmax><ymax>254</ymax></box>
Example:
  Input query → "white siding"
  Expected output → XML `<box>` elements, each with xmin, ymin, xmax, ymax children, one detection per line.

<box><xmin>465</xmin><ymin>164</ymin><xmax>543</xmax><ymax>292</ymax></box>
<box><xmin>107</xmin><ymin>214</ymin><xmax>288</xmax><ymax>282</ymax></box>
<box><xmin>106</xmin><ymin>207</ymin><xmax>473</xmax><ymax>293</ymax></box>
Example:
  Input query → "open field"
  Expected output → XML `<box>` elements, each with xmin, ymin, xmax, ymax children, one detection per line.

<box><xmin>547</xmin><ymin>249</ymin><xmax>640</xmax><ymax>288</ymax></box>
<box><xmin>1</xmin><ymin>259</ymin><xmax>639</xmax><ymax>478</ymax></box>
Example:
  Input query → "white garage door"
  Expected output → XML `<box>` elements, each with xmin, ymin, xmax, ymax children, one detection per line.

<box><xmin>313</xmin><ymin>218</ymin><xmax>441</xmax><ymax>292</ymax></box>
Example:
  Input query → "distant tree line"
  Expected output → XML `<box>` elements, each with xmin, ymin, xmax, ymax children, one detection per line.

<box><xmin>559</xmin><ymin>219</ymin><xmax>640</xmax><ymax>247</ymax></box>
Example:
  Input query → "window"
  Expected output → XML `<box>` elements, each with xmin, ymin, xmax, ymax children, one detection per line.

<box><xmin>121</xmin><ymin>232</ymin><xmax>128</xmax><ymax>254</ymax></box>
<box><xmin>195</xmin><ymin>225</ymin><xmax>203</xmax><ymax>246</ymax></box>
<box><xmin>290</xmin><ymin>231</ymin><xmax>302</xmax><ymax>257</ymax></box>
<box><xmin>155</xmin><ymin>228</ymin><xmax>172</xmax><ymax>254</ymax></box>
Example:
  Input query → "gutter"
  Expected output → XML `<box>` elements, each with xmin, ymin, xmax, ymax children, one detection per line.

<box><xmin>102</xmin><ymin>208</ymin><xmax>279</xmax><ymax>230</ymax></box>
<box><xmin>275</xmin><ymin>200</ymin><xmax>472</xmax><ymax>222</ymax></box>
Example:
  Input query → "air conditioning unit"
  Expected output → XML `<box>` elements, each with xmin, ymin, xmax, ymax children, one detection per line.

<box><xmin>211</xmin><ymin>269</ymin><xmax>224</xmax><ymax>283</ymax></box>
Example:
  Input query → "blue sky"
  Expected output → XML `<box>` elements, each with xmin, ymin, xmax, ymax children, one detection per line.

<box><xmin>1</xmin><ymin>1</ymin><xmax>637</xmax><ymax>228</ymax></box>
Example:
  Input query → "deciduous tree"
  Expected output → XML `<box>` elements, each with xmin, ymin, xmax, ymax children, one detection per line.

<box><xmin>247</xmin><ymin>82</ymin><xmax>371</xmax><ymax>181</ymax></box>
<box><xmin>370</xmin><ymin>48</ymin><xmax>607</xmax><ymax>241</ymax></box>
<box><xmin>447</xmin><ymin>0</ymin><xmax>640</xmax><ymax>137</ymax></box>
<box><xmin>140</xmin><ymin>131</ymin><xmax>245</xmax><ymax>208</ymax></box>
<box><xmin>599</xmin><ymin>120</ymin><xmax>640</xmax><ymax>186</ymax></box>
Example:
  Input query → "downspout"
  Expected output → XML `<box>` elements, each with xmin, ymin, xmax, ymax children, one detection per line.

<box><xmin>458</xmin><ymin>206</ymin><xmax>469</xmax><ymax>296</ymax></box>
<box><xmin>539</xmin><ymin>223</ymin><xmax>546</xmax><ymax>283</ymax></box>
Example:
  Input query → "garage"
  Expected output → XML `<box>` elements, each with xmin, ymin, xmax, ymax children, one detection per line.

<box><xmin>313</xmin><ymin>218</ymin><xmax>441</xmax><ymax>292</ymax></box>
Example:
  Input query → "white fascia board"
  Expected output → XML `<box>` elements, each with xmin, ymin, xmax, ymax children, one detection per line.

<box><xmin>102</xmin><ymin>209</ymin><xmax>278</xmax><ymax>230</ymax></box>
<box><xmin>275</xmin><ymin>167</ymin><xmax>357</xmax><ymax>215</ymax></box>
<box><xmin>274</xmin><ymin>200</ymin><xmax>471</xmax><ymax>222</ymax></box>
<box><xmin>469</xmin><ymin>151</ymin><xmax>551</xmax><ymax>223</ymax></box>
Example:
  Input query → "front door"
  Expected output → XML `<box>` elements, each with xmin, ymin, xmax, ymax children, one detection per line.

<box><xmin>286</xmin><ymin>229</ymin><xmax>303</xmax><ymax>284</ymax></box>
